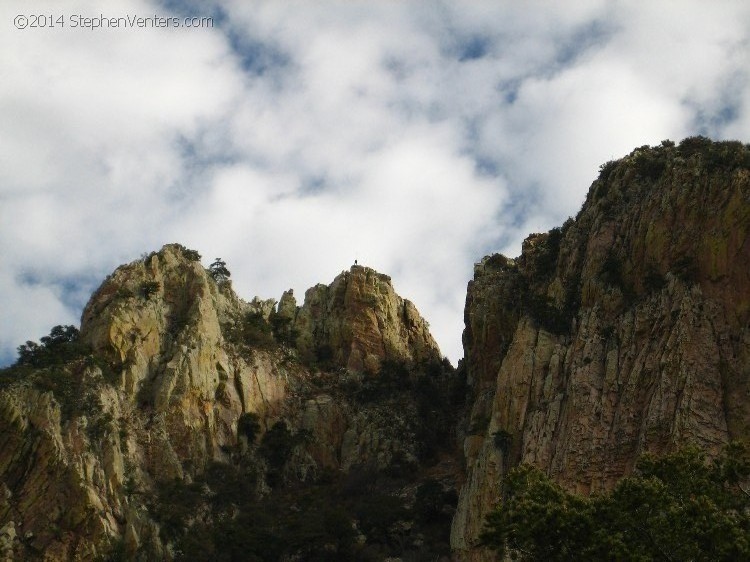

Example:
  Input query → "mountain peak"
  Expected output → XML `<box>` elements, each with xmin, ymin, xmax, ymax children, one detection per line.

<box><xmin>291</xmin><ymin>262</ymin><xmax>441</xmax><ymax>372</ymax></box>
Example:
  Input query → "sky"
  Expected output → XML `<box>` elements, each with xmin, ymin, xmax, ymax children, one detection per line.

<box><xmin>1</xmin><ymin>1</ymin><xmax>749</xmax><ymax>367</ymax></box>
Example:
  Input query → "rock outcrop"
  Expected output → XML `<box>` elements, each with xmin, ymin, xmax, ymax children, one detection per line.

<box><xmin>452</xmin><ymin>138</ymin><xmax>750</xmax><ymax>560</ymax></box>
<box><xmin>287</xmin><ymin>265</ymin><xmax>441</xmax><ymax>372</ymax></box>
<box><xmin>0</xmin><ymin>244</ymin><xmax>453</xmax><ymax>560</ymax></box>
<box><xmin>2</xmin><ymin>137</ymin><xmax>748</xmax><ymax>561</ymax></box>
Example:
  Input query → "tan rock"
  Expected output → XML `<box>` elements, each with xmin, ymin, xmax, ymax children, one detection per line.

<box><xmin>452</xmin><ymin>142</ymin><xmax>750</xmax><ymax>559</ymax></box>
<box><xmin>292</xmin><ymin>265</ymin><xmax>441</xmax><ymax>372</ymax></box>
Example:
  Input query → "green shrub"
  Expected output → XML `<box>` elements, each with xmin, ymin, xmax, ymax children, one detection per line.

<box><xmin>535</xmin><ymin>227</ymin><xmax>562</xmax><ymax>278</ymax></box>
<box><xmin>678</xmin><ymin>135</ymin><xmax>713</xmax><ymax>157</ymax></box>
<box><xmin>354</xmin><ymin>492</ymin><xmax>409</xmax><ymax>546</ymax></box>
<box><xmin>270</xmin><ymin>314</ymin><xmax>298</xmax><ymax>346</ymax></box>
<box><xmin>521</xmin><ymin>293</ymin><xmax>570</xmax><ymax>335</ymax></box>
<box><xmin>633</xmin><ymin>151</ymin><xmax>666</xmax><ymax>180</ymax></box>
<box><xmin>484</xmin><ymin>253</ymin><xmax>510</xmax><ymax>270</ymax></box>
<box><xmin>493</xmin><ymin>430</ymin><xmax>513</xmax><ymax>456</ymax></box>
<box><xmin>481</xmin><ymin>443</ymin><xmax>750</xmax><ymax>561</ymax></box>
<box><xmin>17</xmin><ymin>325</ymin><xmax>84</xmax><ymax>368</ymax></box>
<box><xmin>87</xmin><ymin>411</ymin><xmax>114</xmax><ymax>442</ymax></box>
<box><xmin>238</xmin><ymin>412</ymin><xmax>261</xmax><ymax>444</ymax></box>
<box><xmin>315</xmin><ymin>343</ymin><xmax>335</xmax><ymax>368</ymax></box>
<box><xmin>597</xmin><ymin>160</ymin><xmax>618</xmax><ymax>185</ymax></box>
<box><xmin>151</xmin><ymin>478</ymin><xmax>206</xmax><ymax>542</ymax></box>
<box><xmin>260</xmin><ymin>421</ymin><xmax>295</xmax><ymax>471</ymax></box>
<box><xmin>677</xmin><ymin>137</ymin><xmax>750</xmax><ymax>171</ymax></box>
<box><xmin>356</xmin><ymin>359</ymin><xmax>412</xmax><ymax>402</ymax></box>
<box><xmin>141</xmin><ymin>280</ymin><xmax>161</xmax><ymax>300</ymax></box>
<box><xmin>414</xmin><ymin>479</ymin><xmax>448</xmax><ymax>523</ymax></box>
<box><xmin>241</xmin><ymin>312</ymin><xmax>275</xmax><ymax>348</ymax></box>
<box><xmin>179</xmin><ymin>245</ymin><xmax>202</xmax><ymax>262</ymax></box>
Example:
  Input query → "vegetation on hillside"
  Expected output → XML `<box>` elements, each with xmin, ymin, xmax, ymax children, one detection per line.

<box><xmin>137</xmin><ymin>357</ymin><xmax>463</xmax><ymax>561</ymax></box>
<box><xmin>481</xmin><ymin>443</ymin><xmax>750</xmax><ymax>561</ymax></box>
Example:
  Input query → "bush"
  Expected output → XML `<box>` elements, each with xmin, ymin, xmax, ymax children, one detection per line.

<box><xmin>270</xmin><ymin>314</ymin><xmax>298</xmax><ymax>346</ymax></box>
<box><xmin>259</xmin><ymin>420</ymin><xmax>312</xmax><ymax>486</ymax></box>
<box><xmin>240</xmin><ymin>312</ymin><xmax>275</xmax><ymax>348</ymax></box>
<box><xmin>535</xmin><ymin>228</ymin><xmax>562</xmax><ymax>278</ymax></box>
<box><xmin>493</xmin><ymin>430</ymin><xmax>513</xmax><ymax>456</ymax></box>
<box><xmin>522</xmin><ymin>293</ymin><xmax>570</xmax><ymax>335</ymax></box>
<box><xmin>677</xmin><ymin>137</ymin><xmax>750</xmax><ymax>171</ymax></box>
<box><xmin>17</xmin><ymin>325</ymin><xmax>84</xmax><ymax>368</ymax></box>
<box><xmin>179</xmin><ymin>245</ymin><xmax>202</xmax><ymax>262</ymax></box>
<box><xmin>141</xmin><ymin>280</ymin><xmax>160</xmax><ymax>300</ymax></box>
<box><xmin>354</xmin><ymin>492</ymin><xmax>409</xmax><ymax>546</ymax></box>
<box><xmin>238</xmin><ymin>412</ymin><xmax>261</xmax><ymax>444</ymax></box>
<box><xmin>678</xmin><ymin>135</ymin><xmax>714</xmax><ymax>157</ymax></box>
<box><xmin>356</xmin><ymin>359</ymin><xmax>412</xmax><ymax>402</ymax></box>
<box><xmin>414</xmin><ymin>479</ymin><xmax>448</xmax><ymax>523</ymax></box>
<box><xmin>633</xmin><ymin>151</ymin><xmax>666</xmax><ymax>180</ymax></box>
<box><xmin>260</xmin><ymin>421</ymin><xmax>296</xmax><ymax>471</ymax></box>
<box><xmin>151</xmin><ymin>478</ymin><xmax>207</xmax><ymax>542</ymax></box>
<box><xmin>597</xmin><ymin>160</ymin><xmax>618</xmax><ymax>185</ymax></box>
<box><xmin>481</xmin><ymin>443</ymin><xmax>750</xmax><ymax>561</ymax></box>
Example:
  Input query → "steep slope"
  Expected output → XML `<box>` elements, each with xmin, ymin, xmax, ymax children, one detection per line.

<box><xmin>452</xmin><ymin>138</ymin><xmax>750</xmax><ymax>560</ymax></box>
<box><xmin>0</xmin><ymin>245</ymin><xmax>457</xmax><ymax>561</ymax></box>
<box><xmin>282</xmin><ymin>265</ymin><xmax>440</xmax><ymax>373</ymax></box>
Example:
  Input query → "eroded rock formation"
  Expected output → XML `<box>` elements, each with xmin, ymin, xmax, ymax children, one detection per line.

<box><xmin>0</xmin><ymin>244</ymin><xmax>451</xmax><ymax>560</ymax></box>
<box><xmin>1</xmin><ymin>137</ymin><xmax>748</xmax><ymax>561</ymax></box>
<box><xmin>452</xmin><ymin>138</ymin><xmax>750</xmax><ymax>560</ymax></box>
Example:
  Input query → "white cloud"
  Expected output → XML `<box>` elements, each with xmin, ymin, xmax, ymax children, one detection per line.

<box><xmin>1</xmin><ymin>0</ymin><xmax>750</xmax><ymax>365</ymax></box>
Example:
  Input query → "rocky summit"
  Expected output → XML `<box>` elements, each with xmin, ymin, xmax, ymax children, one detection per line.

<box><xmin>1</xmin><ymin>136</ymin><xmax>749</xmax><ymax>561</ymax></box>
<box><xmin>0</xmin><ymin>245</ymin><xmax>459</xmax><ymax>561</ymax></box>
<box><xmin>452</xmin><ymin>137</ymin><xmax>750</xmax><ymax>560</ymax></box>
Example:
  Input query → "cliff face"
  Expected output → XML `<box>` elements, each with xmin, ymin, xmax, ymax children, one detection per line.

<box><xmin>286</xmin><ymin>265</ymin><xmax>440</xmax><ymax>373</ymax></box>
<box><xmin>0</xmin><ymin>245</ymin><xmax>452</xmax><ymax>560</ymax></box>
<box><xmin>452</xmin><ymin>138</ymin><xmax>750</xmax><ymax>559</ymax></box>
<box><xmin>2</xmin><ymin>137</ymin><xmax>748</xmax><ymax>561</ymax></box>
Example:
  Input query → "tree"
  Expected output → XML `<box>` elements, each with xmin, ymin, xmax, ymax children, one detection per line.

<box><xmin>238</xmin><ymin>412</ymin><xmax>261</xmax><ymax>444</ymax></box>
<box><xmin>40</xmin><ymin>324</ymin><xmax>80</xmax><ymax>347</ymax></box>
<box><xmin>260</xmin><ymin>421</ymin><xmax>295</xmax><ymax>470</ymax></box>
<box><xmin>481</xmin><ymin>443</ymin><xmax>750</xmax><ymax>561</ymax></box>
<box><xmin>414</xmin><ymin>479</ymin><xmax>448</xmax><ymax>523</ymax></box>
<box><xmin>209</xmin><ymin>258</ymin><xmax>231</xmax><ymax>283</ymax></box>
<box><xmin>17</xmin><ymin>325</ymin><xmax>82</xmax><ymax>367</ymax></box>
<box><xmin>141</xmin><ymin>280</ymin><xmax>161</xmax><ymax>300</ymax></box>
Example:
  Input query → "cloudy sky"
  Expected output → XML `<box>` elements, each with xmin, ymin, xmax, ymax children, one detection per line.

<box><xmin>1</xmin><ymin>0</ymin><xmax>749</xmax><ymax>366</ymax></box>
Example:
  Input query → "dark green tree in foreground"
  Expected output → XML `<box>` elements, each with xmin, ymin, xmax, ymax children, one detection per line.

<box><xmin>481</xmin><ymin>443</ymin><xmax>750</xmax><ymax>561</ymax></box>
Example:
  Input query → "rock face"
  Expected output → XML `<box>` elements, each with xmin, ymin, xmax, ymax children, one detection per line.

<box><xmin>288</xmin><ymin>265</ymin><xmax>441</xmax><ymax>372</ymax></box>
<box><xmin>0</xmin><ymin>245</ymin><xmax>450</xmax><ymax>560</ymax></box>
<box><xmin>452</xmin><ymin>138</ymin><xmax>750</xmax><ymax>560</ymax></box>
<box><xmin>2</xmin><ymin>137</ymin><xmax>748</xmax><ymax>561</ymax></box>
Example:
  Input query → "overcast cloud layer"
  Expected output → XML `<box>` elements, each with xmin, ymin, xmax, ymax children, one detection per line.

<box><xmin>2</xmin><ymin>0</ymin><xmax>749</xmax><ymax>366</ymax></box>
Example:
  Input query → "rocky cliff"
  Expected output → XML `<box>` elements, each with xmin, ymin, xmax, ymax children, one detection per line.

<box><xmin>0</xmin><ymin>245</ymin><xmax>457</xmax><ymax>561</ymax></box>
<box><xmin>283</xmin><ymin>265</ymin><xmax>440</xmax><ymax>373</ymax></box>
<box><xmin>452</xmin><ymin>137</ymin><xmax>750</xmax><ymax>560</ymax></box>
<box><xmin>2</xmin><ymin>137</ymin><xmax>748</xmax><ymax>561</ymax></box>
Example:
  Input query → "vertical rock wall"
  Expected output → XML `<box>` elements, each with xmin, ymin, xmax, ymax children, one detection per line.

<box><xmin>452</xmin><ymin>141</ymin><xmax>750</xmax><ymax>560</ymax></box>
